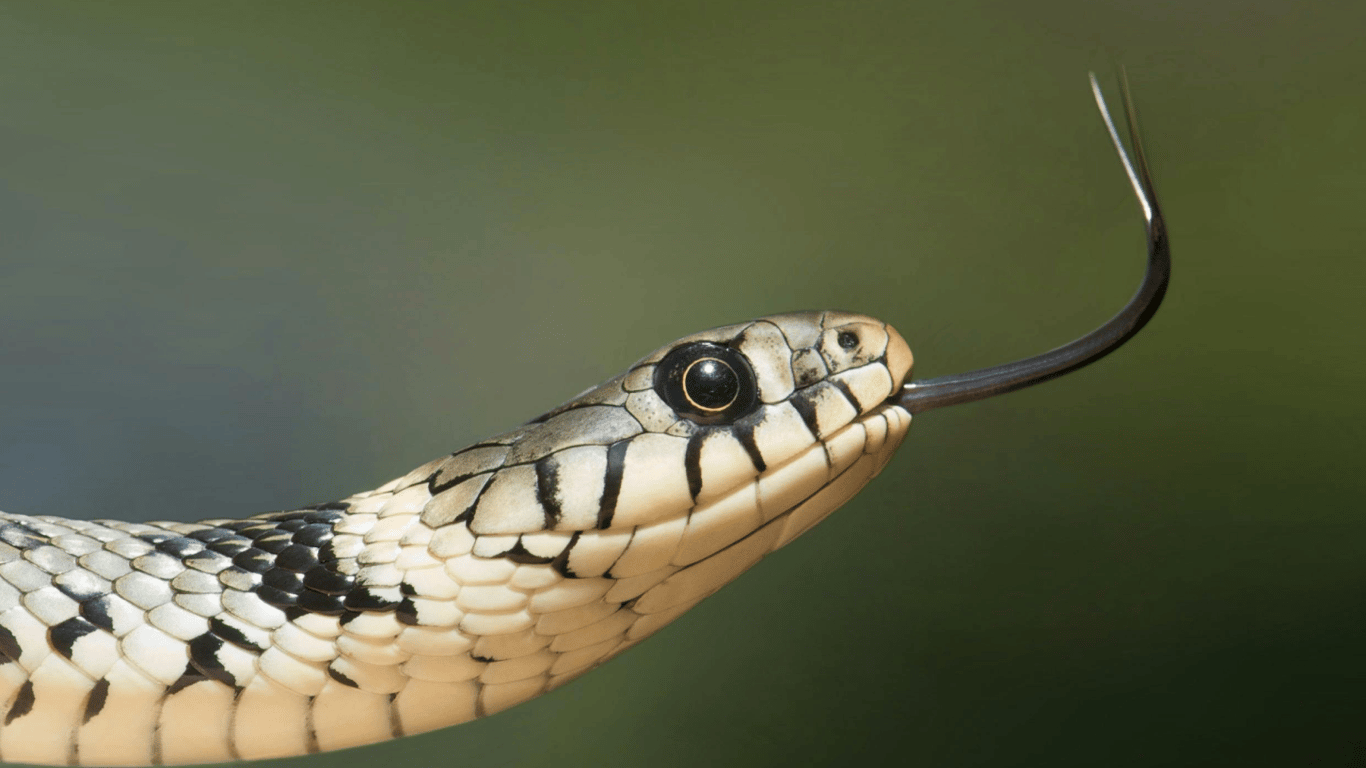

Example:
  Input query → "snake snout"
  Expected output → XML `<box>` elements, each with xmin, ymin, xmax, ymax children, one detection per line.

<box><xmin>884</xmin><ymin>324</ymin><xmax>913</xmax><ymax>389</ymax></box>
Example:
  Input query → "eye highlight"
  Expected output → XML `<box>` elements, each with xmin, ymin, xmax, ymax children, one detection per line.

<box><xmin>655</xmin><ymin>342</ymin><xmax>759</xmax><ymax>424</ymax></box>
<box><xmin>683</xmin><ymin>358</ymin><xmax>739</xmax><ymax>411</ymax></box>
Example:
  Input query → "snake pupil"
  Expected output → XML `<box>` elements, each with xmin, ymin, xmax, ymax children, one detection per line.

<box><xmin>683</xmin><ymin>358</ymin><xmax>739</xmax><ymax>411</ymax></box>
<box><xmin>838</xmin><ymin>331</ymin><xmax>859</xmax><ymax>350</ymax></box>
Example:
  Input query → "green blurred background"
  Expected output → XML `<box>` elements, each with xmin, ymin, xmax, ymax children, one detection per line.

<box><xmin>0</xmin><ymin>2</ymin><xmax>1361</xmax><ymax>766</ymax></box>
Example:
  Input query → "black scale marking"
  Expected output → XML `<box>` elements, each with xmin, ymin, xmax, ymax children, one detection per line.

<box><xmin>327</xmin><ymin>667</ymin><xmax>358</xmax><ymax>689</ymax></box>
<box><xmin>81</xmin><ymin>678</ymin><xmax>109</xmax><ymax>723</ymax></box>
<box><xmin>166</xmin><ymin>661</ymin><xmax>213</xmax><ymax>694</ymax></box>
<box><xmin>196</xmin><ymin>508</ymin><xmax>352</xmax><ymax>618</ymax></box>
<box><xmin>5</xmin><ymin>681</ymin><xmax>33</xmax><ymax>724</ymax></box>
<box><xmin>549</xmin><ymin>531</ymin><xmax>582</xmax><ymax>578</ymax></box>
<box><xmin>343</xmin><ymin>587</ymin><xmax>399</xmax><ymax>612</ymax></box>
<box><xmin>828</xmin><ymin>377</ymin><xmax>865</xmax><ymax>412</ymax></box>
<box><xmin>78</xmin><ymin>598</ymin><xmax>115</xmax><ymax>633</ymax></box>
<box><xmin>206</xmin><ymin>616</ymin><xmax>264</xmax><ymax>653</ymax></box>
<box><xmin>731</xmin><ymin>423</ymin><xmax>767</xmax><ymax>473</ymax></box>
<box><xmin>395</xmin><ymin>596</ymin><xmax>420</xmax><ymax>626</ymax></box>
<box><xmin>503</xmin><ymin>540</ymin><xmax>554</xmax><ymax>566</ymax></box>
<box><xmin>0</xmin><ymin>624</ymin><xmax>20</xmax><ymax>664</ymax></box>
<box><xmin>152</xmin><ymin>503</ymin><xmax>429</xmax><ymax>695</ymax></box>
<box><xmin>683</xmin><ymin>434</ymin><xmax>705</xmax><ymax>502</ymax></box>
<box><xmin>187</xmin><ymin>633</ymin><xmax>238</xmax><ymax>687</ymax></box>
<box><xmin>597</xmin><ymin>441</ymin><xmax>630</xmax><ymax>528</ymax></box>
<box><xmin>788</xmin><ymin>389</ymin><xmax>825</xmax><ymax>439</ymax></box>
<box><xmin>0</xmin><ymin>523</ymin><xmax>46</xmax><ymax>550</ymax></box>
<box><xmin>48</xmin><ymin>617</ymin><xmax>97</xmax><ymax>660</ymax></box>
<box><xmin>533</xmin><ymin>457</ymin><xmax>564</xmax><ymax>528</ymax></box>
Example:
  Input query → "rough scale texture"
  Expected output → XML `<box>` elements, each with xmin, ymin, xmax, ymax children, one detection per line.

<box><xmin>0</xmin><ymin>311</ymin><xmax>912</xmax><ymax>765</ymax></box>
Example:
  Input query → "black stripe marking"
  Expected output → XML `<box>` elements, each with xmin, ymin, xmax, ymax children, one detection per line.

<box><xmin>306</xmin><ymin>696</ymin><xmax>321</xmax><ymax>754</ymax></box>
<box><xmin>395</xmin><ymin>596</ymin><xmax>420</xmax><ymax>626</ymax></box>
<box><xmin>604</xmin><ymin>527</ymin><xmax>640</xmax><ymax>580</ymax></box>
<box><xmin>188</xmin><ymin>633</ymin><xmax>238</xmax><ymax>687</ymax></box>
<box><xmin>818</xmin><ymin>437</ymin><xmax>835</xmax><ymax>472</ymax></box>
<box><xmin>302</xmin><ymin>565</ymin><xmax>353</xmax><ymax>595</ymax></box>
<box><xmin>597</xmin><ymin>440</ymin><xmax>631</xmax><ymax>528</ymax></box>
<box><xmin>733</xmin><ymin>423</ymin><xmax>767</xmax><ymax>472</ymax></box>
<box><xmin>315</xmin><ymin>539</ymin><xmax>339</xmax><ymax>566</ymax></box>
<box><xmin>534</xmin><ymin>457</ymin><xmax>564</xmax><ymax>528</ymax></box>
<box><xmin>452</xmin><ymin>489</ymin><xmax>485</xmax><ymax>525</ymax></box>
<box><xmin>80</xmin><ymin>597</ymin><xmax>115</xmax><ymax>632</ymax></box>
<box><xmin>5</xmin><ymin>681</ymin><xmax>34</xmax><ymax>724</ymax></box>
<box><xmin>550</xmin><ymin>531</ymin><xmax>582</xmax><ymax>577</ymax></box>
<box><xmin>83</xmin><ymin>678</ymin><xmax>110</xmax><ymax>723</ymax></box>
<box><xmin>433</xmin><ymin>474</ymin><xmax>495</xmax><ymax>526</ymax></box>
<box><xmin>343</xmin><ymin>587</ymin><xmax>399</xmax><ymax>612</ymax></box>
<box><xmin>209</xmin><ymin>617</ymin><xmax>266</xmax><ymax>654</ymax></box>
<box><xmin>227</xmin><ymin>688</ymin><xmax>244</xmax><ymax>761</ymax></box>
<box><xmin>388</xmin><ymin>692</ymin><xmax>404</xmax><ymax>738</ymax></box>
<box><xmin>504</xmin><ymin>540</ymin><xmax>553</xmax><ymax>565</ymax></box>
<box><xmin>430</xmin><ymin>471</ymin><xmax>477</xmax><ymax>495</ymax></box>
<box><xmin>684</xmin><ymin>433</ymin><xmax>705</xmax><ymax>501</ymax></box>
<box><xmin>149</xmin><ymin>692</ymin><xmax>173</xmax><ymax>767</ymax></box>
<box><xmin>296</xmin><ymin>589</ymin><xmax>346</xmax><ymax>615</ymax></box>
<box><xmin>151</xmin><ymin>701</ymin><xmax>165</xmax><ymax>766</ymax></box>
<box><xmin>429</xmin><ymin>448</ymin><xmax>510</xmax><ymax>494</ymax></box>
<box><xmin>329</xmin><ymin>666</ymin><xmax>359</xmax><ymax>688</ymax></box>
<box><xmin>789</xmin><ymin>391</ymin><xmax>823</xmax><ymax>438</ymax></box>
<box><xmin>167</xmin><ymin>662</ymin><xmax>212</xmax><ymax>694</ymax></box>
<box><xmin>829</xmin><ymin>377</ymin><xmax>864</xmax><ymax>411</ymax></box>
<box><xmin>0</xmin><ymin>624</ymin><xmax>20</xmax><ymax>664</ymax></box>
<box><xmin>49</xmin><ymin>617</ymin><xmax>98</xmax><ymax>660</ymax></box>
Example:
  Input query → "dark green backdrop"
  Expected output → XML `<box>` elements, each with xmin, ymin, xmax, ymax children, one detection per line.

<box><xmin>0</xmin><ymin>2</ymin><xmax>1360</xmax><ymax>766</ymax></box>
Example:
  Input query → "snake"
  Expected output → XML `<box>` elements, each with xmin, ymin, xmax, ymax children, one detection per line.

<box><xmin>0</xmin><ymin>76</ymin><xmax>1168</xmax><ymax>766</ymax></box>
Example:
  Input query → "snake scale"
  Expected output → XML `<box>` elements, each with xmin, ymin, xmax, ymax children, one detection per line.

<box><xmin>0</xmin><ymin>77</ymin><xmax>1168</xmax><ymax>765</ymax></box>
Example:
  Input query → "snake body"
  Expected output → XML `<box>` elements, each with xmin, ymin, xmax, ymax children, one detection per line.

<box><xmin>0</xmin><ymin>311</ymin><xmax>913</xmax><ymax>765</ymax></box>
<box><xmin>0</xmin><ymin>74</ymin><xmax>1171</xmax><ymax>767</ymax></box>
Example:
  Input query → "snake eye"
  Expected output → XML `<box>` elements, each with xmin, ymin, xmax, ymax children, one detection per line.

<box><xmin>654</xmin><ymin>342</ymin><xmax>759</xmax><ymax>424</ymax></box>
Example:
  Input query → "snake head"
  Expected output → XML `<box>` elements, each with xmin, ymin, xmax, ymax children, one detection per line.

<box><xmin>415</xmin><ymin>311</ymin><xmax>913</xmax><ymax>579</ymax></box>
